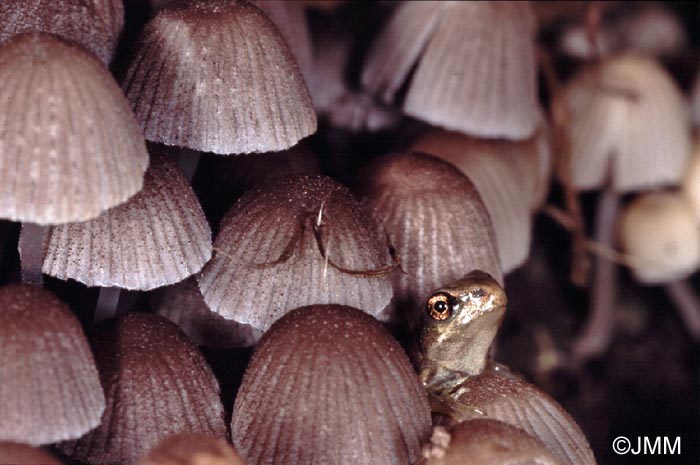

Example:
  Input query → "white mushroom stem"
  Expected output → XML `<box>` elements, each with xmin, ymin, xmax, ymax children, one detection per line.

<box><xmin>664</xmin><ymin>280</ymin><xmax>700</xmax><ymax>339</ymax></box>
<box><xmin>18</xmin><ymin>223</ymin><xmax>46</xmax><ymax>286</ymax></box>
<box><xmin>177</xmin><ymin>148</ymin><xmax>202</xmax><ymax>182</ymax></box>
<box><xmin>94</xmin><ymin>287</ymin><xmax>122</xmax><ymax>325</ymax></box>
<box><xmin>572</xmin><ymin>182</ymin><xmax>619</xmax><ymax>361</ymax></box>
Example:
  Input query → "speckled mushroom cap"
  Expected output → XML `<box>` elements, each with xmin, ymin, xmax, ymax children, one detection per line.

<box><xmin>559</xmin><ymin>54</ymin><xmax>690</xmax><ymax>192</ymax></box>
<box><xmin>153</xmin><ymin>278</ymin><xmax>262</xmax><ymax>349</ymax></box>
<box><xmin>0</xmin><ymin>33</ymin><xmax>148</xmax><ymax>225</ymax></box>
<box><xmin>618</xmin><ymin>191</ymin><xmax>700</xmax><ymax>284</ymax></box>
<box><xmin>42</xmin><ymin>150</ymin><xmax>212</xmax><ymax>290</ymax></box>
<box><xmin>356</xmin><ymin>152</ymin><xmax>502</xmax><ymax>314</ymax></box>
<box><xmin>362</xmin><ymin>1</ymin><xmax>539</xmax><ymax>140</ymax></box>
<box><xmin>411</xmin><ymin>131</ymin><xmax>533</xmax><ymax>273</ymax></box>
<box><xmin>0</xmin><ymin>0</ymin><xmax>124</xmax><ymax>65</ymax></box>
<box><xmin>123</xmin><ymin>0</ymin><xmax>316</xmax><ymax>154</ymax></box>
<box><xmin>446</xmin><ymin>364</ymin><xmax>596</xmax><ymax>465</ymax></box>
<box><xmin>232</xmin><ymin>304</ymin><xmax>431</xmax><ymax>465</ymax></box>
<box><xmin>0</xmin><ymin>285</ymin><xmax>104</xmax><ymax>445</ymax></box>
<box><xmin>198</xmin><ymin>174</ymin><xmax>394</xmax><ymax>331</ymax></box>
<box><xmin>417</xmin><ymin>420</ymin><xmax>564</xmax><ymax>465</ymax></box>
<box><xmin>59</xmin><ymin>313</ymin><xmax>227</xmax><ymax>465</ymax></box>
<box><xmin>0</xmin><ymin>442</ymin><xmax>63</xmax><ymax>465</ymax></box>
<box><xmin>139</xmin><ymin>434</ymin><xmax>245</xmax><ymax>465</ymax></box>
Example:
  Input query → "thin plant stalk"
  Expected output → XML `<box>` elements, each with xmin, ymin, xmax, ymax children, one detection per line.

<box><xmin>664</xmin><ymin>280</ymin><xmax>700</xmax><ymax>339</ymax></box>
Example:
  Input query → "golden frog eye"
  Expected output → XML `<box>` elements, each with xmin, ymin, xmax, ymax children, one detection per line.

<box><xmin>427</xmin><ymin>293</ymin><xmax>452</xmax><ymax>321</ymax></box>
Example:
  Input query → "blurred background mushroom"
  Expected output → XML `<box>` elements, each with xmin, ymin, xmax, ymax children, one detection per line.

<box><xmin>0</xmin><ymin>442</ymin><xmax>63</xmax><ymax>465</ymax></box>
<box><xmin>138</xmin><ymin>433</ymin><xmax>245</xmax><ymax>465</ymax></box>
<box><xmin>59</xmin><ymin>313</ymin><xmax>227</xmax><ymax>465</ymax></box>
<box><xmin>231</xmin><ymin>304</ymin><xmax>431</xmax><ymax>465</ymax></box>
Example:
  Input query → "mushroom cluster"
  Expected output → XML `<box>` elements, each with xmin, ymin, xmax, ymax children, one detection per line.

<box><xmin>1</xmin><ymin>2</ymin><xmax>697</xmax><ymax>465</ymax></box>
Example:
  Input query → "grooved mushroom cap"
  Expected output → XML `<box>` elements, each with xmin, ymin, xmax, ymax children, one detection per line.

<box><xmin>0</xmin><ymin>33</ymin><xmax>148</xmax><ymax>225</ymax></box>
<box><xmin>139</xmin><ymin>434</ymin><xmax>245</xmax><ymax>465</ymax></box>
<box><xmin>411</xmin><ymin>131</ymin><xmax>533</xmax><ymax>273</ymax></box>
<box><xmin>417</xmin><ymin>420</ymin><xmax>563</xmax><ymax>465</ymax></box>
<box><xmin>0</xmin><ymin>285</ymin><xmax>105</xmax><ymax>445</ymax></box>
<box><xmin>43</xmin><ymin>150</ymin><xmax>212</xmax><ymax>290</ymax></box>
<box><xmin>618</xmin><ymin>191</ymin><xmax>700</xmax><ymax>284</ymax></box>
<box><xmin>198</xmin><ymin>174</ymin><xmax>394</xmax><ymax>331</ymax></box>
<box><xmin>447</xmin><ymin>364</ymin><xmax>596</xmax><ymax>465</ymax></box>
<box><xmin>356</xmin><ymin>152</ymin><xmax>502</xmax><ymax>313</ymax></box>
<box><xmin>232</xmin><ymin>305</ymin><xmax>432</xmax><ymax>465</ymax></box>
<box><xmin>154</xmin><ymin>278</ymin><xmax>262</xmax><ymax>349</ymax></box>
<box><xmin>0</xmin><ymin>442</ymin><xmax>63</xmax><ymax>465</ymax></box>
<box><xmin>560</xmin><ymin>54</ymin><xmax>690</xmax><ymax>192</ymax></box>
<box><xmin>59</xmin><ymin>313</ymin><xmax>227</xmax><ymax>465</ymax></box>
<box><xmin>0</xmin><ymin>0</ymin><xmax>124</xmax><ymax>65</ymax></box>
<box><xmin>362</xmin><ymin>1</ymin><xmax>539</xmax><ymax>140</ymax></box>
<box><xmin>123</xmin><ymin>0</ymin><xmax>317</xmax><ymax>154</ymax></box>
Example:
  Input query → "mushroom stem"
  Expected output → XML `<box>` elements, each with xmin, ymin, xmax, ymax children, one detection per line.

<box><xmin>664</xmin><ymin>280</ymin><xmax>700</xmax><ymax>339</ymax></box>
<box><xmin>177</xmin><ymin>148</ymin><xmax>202</xmax><ymax>182</ymax></box>
<box><xmin>18</xmin><ymin>223</ymin><xmax>46</xmax><ymax>286</ymax></box>
<box><xmin>94</xmin><ymin>287</ymin><xmax>122</xmax><ymax>325</ymax></box>
<box><xmin>572</xmin><ymin>182</ymin><xmax>619</xmax><ymax>362</ymax></box>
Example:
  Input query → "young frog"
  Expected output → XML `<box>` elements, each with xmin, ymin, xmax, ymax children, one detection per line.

<box><xmin>417</xmin><ymin>270</ymin><xmax>507</xmax><ymax>419</ymax></box>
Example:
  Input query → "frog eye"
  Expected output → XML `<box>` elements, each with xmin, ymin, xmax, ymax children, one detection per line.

<box><xmin>427</xmin><ymin>293</ymin><xmax>452</xmax><ymax>321</ymax></box>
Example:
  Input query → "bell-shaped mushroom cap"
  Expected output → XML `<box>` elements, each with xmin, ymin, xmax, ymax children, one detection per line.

<box><xmin>0</xmin><ymin>33</ymin><xmax>148</xmax><ymax>225</ymax></box>
<box><xmin>59</xmin><ymin>313</ymin><xmax>227</xmax><ymax>465</ymax></box>
<box><xmin>43</xmin><ymin>150</ymin><xmax>212</xmax><ymax>290</ymax></box>
<box><xmin>682</xmin><ymin>139</ymin><xmax>700</xmax><ymax>224</ymax></box>
<box><xmin>560</xmin><ymin>54</ymin><xmax>690</xmax><ymax>193</ymax></box>
<box><xmin>232</xmin><ymin>305</ymin><xmax>431</xmax><ymax>465</ymax></box>
<box><xmin>417</xmin><ymin>420</ymin><xmax>564</xmax><ymax>465</ymax></box>
<box><xmin>0</xmin><ymin>442</ymin><xmax>63</xmax><ymax>465</ymax></box>
<box><xmin>411</xmin><ymin>131</ymin><xmax>532</xmax><ymax>273</ymax></box>
<box><xmin>362</xmin><ymin>1</ymin><xmax>539</xmax><ymax>140</ymax></box>
<box><xmin>618</xmin><ymin>191</ymin><xmax>700</xmax><ymax>284</ymax></box>
<box><xmin>198</xmin><ymin>174</ymin><xmax>394</xmax><ymax>331</ymax></box>
<box><xmin>450</xmin><ymin>364</ymin><xmax>596</xmax><ymax>465</ymax></box>
<box><xmin>139</xmin><ymin>434</ymin><xmax>245</xmax><ymax>465</ymax></box>
<box><xmin>123</xmin><ymin>0</ymin><xmax>316</xmax><ymax>155</ymax></box>
<box><xmin>0</xmin><ymin>0</ymin><xmax>124</xmax><ymax>65</ymax></box>
<box><xmin>356</xmin><ymin>152</ymin><xmax>502</xmax><ymax>313</ymax></box>
<box><xmin>0</xmin><ymin>285</ymin><xmax>104</xmax><ymax>445</ymax></box>
<box><xmin>154</xmin><ymin>278</ymin><xmax>262</xmax><ymax>349</ymax></box>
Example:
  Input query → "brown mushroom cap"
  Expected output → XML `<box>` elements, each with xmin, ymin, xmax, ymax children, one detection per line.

<box><xmin>198</xmin><ymin>174</ymin><xmax>394</xmax><ymax>331</ymax></box>
<box><xmin>0</xmin><ymin>285</ymin><xmax>104</xmax><ymax>445</ymax></box>
<box><xmin>123</xmin><ymin>0</ymin><xmax>316</xmax><ymax>154</ymax></box>
<box><xmin>356</xmin><ymin>152</ymin><xmax>502</xmax><ymax>314</ymax></box>
<box><xmin>362</xmin><ymin>1</ymin><xmax>539</xmax><ymax>139</ymax></box>
<box><xmin>417</xmin><ymin>420</ymin><xmax>564</xmax><ymax>465</ymax></box>
<box><xmin>43</xmin><ymin>149</ymin><xmax>211</xmax><ymax>290</ymax></box>
<box><xmin>232</xmin><ymin>304</ymin><xmax>431</xmax><ymax>465</ymax></box>
<box><xmin>0</xmin><ymin>32</ymin><xmax>148</xmax><ymax>225</ymax></box>
<box><xmin>139</xmin><ymin>434</ymin><xmax>245</xmax><ymax>465</ymax></box>
<box><xmin>59</xmin><ymin>313</ymin><xmax>227</xmax><ymax>465</ymax></box>
<box><xmin>0</xmin><ymin>442</ymin><xmax>63</xmax><ymax>465</ymax></box>
<box><xmin>0</xmin><ymin>0</ymin><xmax>124</xmax><ymax>65</ymax></box>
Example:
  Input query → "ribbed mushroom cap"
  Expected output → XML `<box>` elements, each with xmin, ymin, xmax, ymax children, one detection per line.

<box><xmin>356</xmin><ymin>152</ymin><xmax>502</xmax><ymax>313</ymax></box>
<box><xmin>198</xmin><ymin>174</ymin><xmax>394</xmax><ymax>331</ymax></box>
<box><xmin>682</xmin><ymin>139</ymin><xmax>700</xmax><ymax>223</ymax></box>
<box><xmin>411</xmin><ymin>131</ymin><xmax>532</xmax><ymax>273</ymax></box>
<box><xmin>43</xmin><ymin>150</ymin><xmax>212</xmax><ymax>290</ymax></box>
<box><xmin>139</xmin><ymin>434</ymin><xmax>245</xmax><ymax>465</ymax></box>
<box><xmin>232</xmin><ymin>305</ymin><xmax>431</xmax><ymax>465</ymax></box>
<box><xmin>0</xmin><ymin>33</ymin><xmax>148</xmax><ymax>225</ymax></box>
<box><xmin>0</xmin><ymin>285</ymin><xmax>104</xmax><ymax>445</ymax></box>
<box><xmin>618</xmin><ymin>191</ymin><xmax>700</xmax><ymax>284</ymax></box>
<box><xmin>0</xmin><ymin>0</ymin><xmax>123</xmax><ymax>65</ymax></box>
<box><xmin>362</xmin><ymin>1</ymin><xmax>539</xmax><ymax>140</ymax></box>
<box><xmin>154</xmin><ymin>278</ymin><xmax>262</xmax><ymax>349</ymax></box>
<box><xmin>559</xmin><ymin>54</ymin><xmax>690</xmax><ymax>192</ymax></box>
<box><xmin>417</xmin><ymin>420</ymin><xmax>563</xmax><ymax>465</ymax></box>
<box><xmin>514</xmin><ymin>125</ymin><xmax>553</xmax><ymax>211</ymax></box>
<box><xmin>59</xmin><ymin>313</ymin><xmax>227</xmax><ymax>465</ymax></box>
<box><xmin>123</xmin><ymin>0</ymin><xmax>316</xmax><ymax>154</ymax></box>
<box><xmin>447</xmin><ymin>364</ymin><xmax>596</xmax><ymax>465</ymax></box>
<box><xmin>0</xmin><ymin>442</ymin><xmax>63</xmax><ymax>465</ymax></box>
